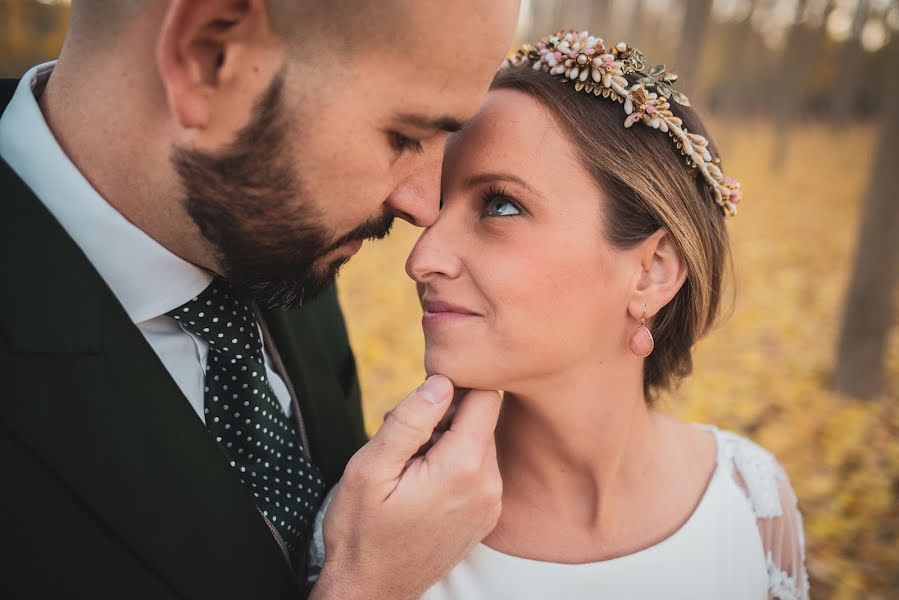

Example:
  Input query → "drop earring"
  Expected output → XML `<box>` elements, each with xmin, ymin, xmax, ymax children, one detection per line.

<box><xmin>629</xmin><ymin>304</ymin><xmax>655</xmax><ymax>358</ymax></box>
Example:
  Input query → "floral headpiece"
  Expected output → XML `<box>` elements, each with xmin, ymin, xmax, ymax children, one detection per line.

<box><xmin>505</xmin><ymin>30</ymin><xmax>742</xmax><ymax>217</ymax></box>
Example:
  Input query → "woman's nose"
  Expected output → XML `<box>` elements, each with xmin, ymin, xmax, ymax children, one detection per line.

<box><xmin>405</xmin><ymin>215</ymin><xmax>464</xmax><ymax>284</ymax></box>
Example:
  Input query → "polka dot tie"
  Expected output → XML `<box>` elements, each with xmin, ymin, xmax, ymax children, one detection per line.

<box><xmin>167</xmin><ymin>278</ymin><xmax>325</xmax><ymax>555</ymax></box>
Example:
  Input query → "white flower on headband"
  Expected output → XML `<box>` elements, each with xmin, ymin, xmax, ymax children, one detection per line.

<box><xmin>595</xmin><ymin>54</ymin><xmax>627</xmax><ymax>88</ymax></box>
<box><xmin>506</xmin><ymin>30</ymin><xmax>742</xmax><ymax>217</ymax></box>
<box><xmin>624</xmin><ymin>85</ymin><xmax>668</xmax><ymax>130</ymax></box>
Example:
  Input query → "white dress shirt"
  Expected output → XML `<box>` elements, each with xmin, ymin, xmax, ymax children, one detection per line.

<box><xmin>0</xmin><ymin>61</ymin><xmax>293</xmax><ymax>422</ymax></box>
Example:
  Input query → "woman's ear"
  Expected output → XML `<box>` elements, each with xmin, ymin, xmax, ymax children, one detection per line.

<box><xmin>628</xmin><ymin>228</ymin><xmax>688</xmax><ymax>321</ymax></box>
<box><xmin>156</xmin><ymin>0</ymin><xmax>278</xmax><ymax>131</ymax></box>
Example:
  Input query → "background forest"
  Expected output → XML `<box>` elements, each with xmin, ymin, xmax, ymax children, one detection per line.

<box><xmin>3</xmin><ymin>0</ymin><xmax>897</xmax><ymax>597</ymax></box>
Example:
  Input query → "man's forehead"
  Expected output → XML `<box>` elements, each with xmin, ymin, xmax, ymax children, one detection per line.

<box><xmin>364</xmin><ymin>1</ymin><xmax>518</xmax><ymax>105</ymax></box>
<box><xmin>383</xmin><ymin>56</ymin><xmax>504</xmax><ymax>131</ymax></box>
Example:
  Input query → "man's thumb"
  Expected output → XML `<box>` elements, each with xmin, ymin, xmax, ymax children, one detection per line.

<box><xmin>364</xmin><ymin>375</ymin><xmax>454</xmax><ymax>474</ymax></box>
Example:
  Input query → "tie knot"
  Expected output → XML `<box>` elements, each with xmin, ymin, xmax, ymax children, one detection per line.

<box><xmin>167</xmin><ymin>278</ymin><xmax>263</xmax><ymax>360</ymax></box>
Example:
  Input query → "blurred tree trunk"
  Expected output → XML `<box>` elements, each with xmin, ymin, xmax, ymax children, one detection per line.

<box><xmin>833</xmin><ymin>37</ymin><xmax>899</xmax><ymax>398</ymax></box>
<box><xmin>528</xmin><ymin>0</ymin><xmax>560</xmax><ymax>38</ymax></box>
<box><xmin>718</xmin><ymin>0</ymin><xmax>759</xmax><ymax>116</ymax></box>
<box><xmin>640</xmin><ymin>11</ymin><xmax>668</xmax><ymax>62</ymax></box>
<box><xmin>770</xmin><ymin>0</ymin><xmax>812</xmax><ymax>171</ymax></box>
<box><xmin>557</xmin><ymin>0</ymin><xmax>594</xmax><ymax>31</ymax></box>
<box><xmin>626</xmin><ymin>0</ymin><xmax>645</xmax><ymax>48</ymax></box>
<box><xmin>1</xmin><ymin>0</ymin><xmax>28</xmax><ymax>75</ymax></box>
<box><xmin>831</xmin><ymin>0</ymin><xmax>869</xmax><ymax>124</ymax></box>
<box><xmin>676</xmin><ymin>0</ymin><xmax>714</xmax><ymax>98</ymax></box>
<box><xmin>589</xmin><ymin>0</ymin><xmax>612</xmax><ymax>33</ymax></box>
<box><xmin>0</xmin><ymin>0</ymin><xmax>69</xmax><ymax>77</ymax></box>
<box><xmin>528</xmin><ymin>0</ymin><xmax>611</xmax><ymax>41</ymax></box>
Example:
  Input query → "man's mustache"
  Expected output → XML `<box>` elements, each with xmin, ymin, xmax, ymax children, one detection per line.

<box><xmin>325</xmin><ymin>212</ymin><xmax>395</xmax><ymax>253</ymax></box>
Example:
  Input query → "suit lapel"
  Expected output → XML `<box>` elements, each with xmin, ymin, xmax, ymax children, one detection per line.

<box><xmin>0</xmin><ymin>159</ymin><xmax>299</xmax><ymax>598</ymax></box>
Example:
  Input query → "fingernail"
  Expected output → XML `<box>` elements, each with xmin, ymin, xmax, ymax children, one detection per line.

<box><xmin>419</xmin><ymin>375</ymin><xmax>452</xmax><ymax>404</ymax></box>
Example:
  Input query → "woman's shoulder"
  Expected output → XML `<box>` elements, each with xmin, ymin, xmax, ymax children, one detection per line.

<box><xmin>694</xmin><ymin>423</ymin><xmax>792</xmax><ymax>520</ymax></box>
<box><xmin>695</xmin><ymin>423</ymin><xmax>810</xmax><ymax>600</ymax></box>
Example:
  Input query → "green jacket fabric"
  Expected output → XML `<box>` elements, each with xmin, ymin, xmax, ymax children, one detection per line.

<box><xmin>0</xmin><ymin>78</ymin><xmax>367</xmax><ymax>599</ymax></box>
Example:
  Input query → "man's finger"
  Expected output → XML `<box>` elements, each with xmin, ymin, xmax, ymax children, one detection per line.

<box><xmin>364</xmin><ymin>375</ymin><xmax>455</xmax><ymax>473</ymax></box>
<box><xmin>429</xmin><ymin>389</ymin><xmax>502</xmax><ymax>461</ymax></box>
<box><xmin>433</xmin><ymin>392</ymin><xmax>461</xmax><ymax>432</ymax></box>
<box><xmin>449</xmin><ymin>388</ymin><xmax>502</xmax><ymax>438</ymax></box>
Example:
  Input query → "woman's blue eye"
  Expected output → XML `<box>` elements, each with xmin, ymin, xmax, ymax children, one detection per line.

<box><xmin>485</xmin><ymin>195</ymin><xmax>522</xmax><ymax>217</ymax></box>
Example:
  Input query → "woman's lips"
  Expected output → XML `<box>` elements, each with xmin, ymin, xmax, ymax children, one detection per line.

<box><xmin>421</xmin><ymin>299</ymin><xmax>481</xmax><ymax>327</ymax></box>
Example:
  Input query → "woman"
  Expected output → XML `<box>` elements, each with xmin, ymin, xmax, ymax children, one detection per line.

<box><xmin>313</xmin><ymin>31</ymin><xmax>808</xmax><ymax>599</ymax></box>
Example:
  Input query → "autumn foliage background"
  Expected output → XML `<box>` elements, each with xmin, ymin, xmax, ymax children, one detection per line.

<box><xmin>3</xmin><ymin>0</ymin><xmax>898</xmax><ymax>597</ymax></box>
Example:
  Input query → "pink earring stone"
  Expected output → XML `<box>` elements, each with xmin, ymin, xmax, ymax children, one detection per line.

<box><xmin>630</xmin><ymin>325</ymin><xmax>655</xmax><ymax>358</ymax></box>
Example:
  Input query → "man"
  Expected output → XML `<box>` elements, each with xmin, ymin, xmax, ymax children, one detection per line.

<box><xmin>0</xmin><ymin>1</ymin><xmax>519</xmax><ymax>598</ymax></box>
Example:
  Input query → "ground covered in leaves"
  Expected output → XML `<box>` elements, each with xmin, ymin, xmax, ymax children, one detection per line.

<box><xmin>336</xmin><ymin>120</ymin><xmax>898</xmax><ymax>598</ymax></box>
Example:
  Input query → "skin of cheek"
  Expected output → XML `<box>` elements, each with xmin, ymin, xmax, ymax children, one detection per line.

<box><xmin>421</xmin><ymin>89</ymin><xmax>637</xmax><ymax>391</ymax></box>
<box><xmin>281</xmin><ymin>50</ymin><xmax>501</xmax><ymax>239</ymax></box>
<box><xmin>434</xmin><ymin>230</ymin><xmax>628</xmax><ymax>392</ymax></box>
<box><xmin>282</xmin><ymin>74</ymin><xmax>397</xmax><ymax>235</ymax></box>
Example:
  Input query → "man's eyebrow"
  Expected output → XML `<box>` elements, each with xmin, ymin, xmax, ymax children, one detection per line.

<box><xmin>397</xmin><ymin>113</ymin><xmax>465</xmax><ymax>133</ymax></box>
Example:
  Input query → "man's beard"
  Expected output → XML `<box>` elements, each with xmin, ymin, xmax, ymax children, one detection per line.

<box><xmin>171</xmin><ymin>72</ymin><xmax>393</xmax><ymax>309</ymax></box>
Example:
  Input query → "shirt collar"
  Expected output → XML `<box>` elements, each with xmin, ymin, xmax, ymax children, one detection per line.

<box><xmin>0</xmin><ymin>61</ymin><xmax>213</xmax><ymax>324</ymax></box>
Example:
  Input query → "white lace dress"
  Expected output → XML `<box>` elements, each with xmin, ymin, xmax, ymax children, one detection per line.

<box><xmin>308</xmin><ymin>424</ymin><xmax>809</xmax><ymax>599</ymax></box>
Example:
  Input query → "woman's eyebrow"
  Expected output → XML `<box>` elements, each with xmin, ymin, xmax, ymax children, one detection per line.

<box><xmin>463</xmin><ymin>172</ymin><xmax>547</xmax><ymax>200</ymax></box>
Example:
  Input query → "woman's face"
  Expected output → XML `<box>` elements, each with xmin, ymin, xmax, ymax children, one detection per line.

<box><xmin>406</xmin><ymin>89</ymin><xmax>641</xmax><ymax>391</ymax></box>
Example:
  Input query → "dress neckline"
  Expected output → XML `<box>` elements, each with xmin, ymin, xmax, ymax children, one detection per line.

<box><xmin>473</xmin><ymin>423</ymin><xmax>725</xmax><ymax>570</ymax></box>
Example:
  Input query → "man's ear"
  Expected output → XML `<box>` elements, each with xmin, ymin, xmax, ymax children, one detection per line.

<box><xmin>627</xmin><ymin>228</ymin><xmax>688</xmax><ymax>322</ymax></box>
<box><xmin>156</xmin><ymin>0</ymin><xmax>277</xmax><ymax>130</ymax></box>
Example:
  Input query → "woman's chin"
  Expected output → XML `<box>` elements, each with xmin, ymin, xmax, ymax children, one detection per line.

<box><xmin>424</xmin><ymin>347</ymin><xmax>502</xmax><ymax>391</ymax></box>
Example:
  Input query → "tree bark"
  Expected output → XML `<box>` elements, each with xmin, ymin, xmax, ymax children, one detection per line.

<box><xmin>557</xmin><ymin>0</ymin><xmax>595</xmax><ymax>32</ymax></box>
<box><xmin>675</xmin><ymin>0</ymin><xmax>714</xmax><ymax>99</ymax></box>
<box><xmin>589</xmin><ymin>0</ymin><xmax>612</xmax><ymax>35</ymax></box>
<box><xmin>626</xmin><ymin>0</ymin><xmax>646</xmax><ymax>49</ymax></box>
<box><xmin>718</xmin><ymin>0</ymin><xmax>759</xmax><ymax>116</ymax></box>
<box><xmin>770</xmin><ymin>0</ymin><xmax>812</xmax><ymax>171</ymax></box>
<box><xmin>833</xmin><ymin>36</ymin><xmax>899</xmax><ymax>398</ymax></box>
<box><xmin>831</xmin><ymin>0</ymin><xmax>870</xmax><ymax>124</ymax></box>
<box><xmin>527</xmin><ymin>0</ymin><xmax>560</xmax><ymax>39</ymax></box>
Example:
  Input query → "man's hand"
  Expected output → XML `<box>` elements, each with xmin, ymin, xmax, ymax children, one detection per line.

<box><xmin>310</xmin><ymin>375</ymin><xmax>502</xmax><ymax>600</ymax></box>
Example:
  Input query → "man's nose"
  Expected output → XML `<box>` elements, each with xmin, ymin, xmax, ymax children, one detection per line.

<box><xmin>386</xmin><ymin>152</ymin><xmax>442</xmax><ymax>227</ymax></box>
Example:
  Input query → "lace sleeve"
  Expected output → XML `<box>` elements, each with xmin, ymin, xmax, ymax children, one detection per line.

<box><xmin>758</xmin><ymin>476</ymin><xmax>809</xmax><ymax>600</ymax></box>
<box><xmin>306</xmin><ymin>487</ymin><xmax>334</xmax><ymax>591</ymax></box>
<box><xmin>723</xmin><ymin>431</ymin><xmax>810</xmax><ymax>600</ymax></box>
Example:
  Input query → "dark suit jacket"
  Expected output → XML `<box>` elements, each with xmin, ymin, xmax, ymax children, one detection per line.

<box><xmin>0</xmin><ymin>78</ymin><xmax>367</xmax><ymax>599</ymax></box>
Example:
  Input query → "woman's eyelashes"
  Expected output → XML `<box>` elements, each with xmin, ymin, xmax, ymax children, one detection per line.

<box><xmin>388</xmin><ymin>131</ymin><xmax>424</xmax><ymax>155</ymax></box>
<box><xmin>482</xmin><ymin>185</ymin><xmax>524</xmax><ymax>217</ymax></box>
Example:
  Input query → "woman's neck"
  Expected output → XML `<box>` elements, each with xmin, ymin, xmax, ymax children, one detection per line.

<box><xmin>491</xmin><ymin>358</ymin><xmax>668</xmax><ymax>539</ymax></box>
<box><xmin>484</xmin><ymin>358</ymin><xmax>718</xmax><ymax>564</ymax></box>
